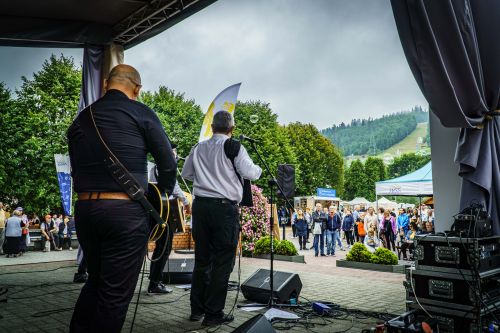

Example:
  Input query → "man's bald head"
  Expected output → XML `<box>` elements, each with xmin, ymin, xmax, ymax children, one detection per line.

<box><xmin>104</xmin><ymin>64</ymin><xmax>142</xmax><ymax>100</ymax></box>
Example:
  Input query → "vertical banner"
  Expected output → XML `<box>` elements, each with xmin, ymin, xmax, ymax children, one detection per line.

<box><xmin>54</xmin><ymin>154</ymin><xmax>72</xmax><ymax>216</ymax></box>
<box><xmin>198</xmin><ymin>83</ymin><xmax>241</xmax><ymax>142</ymax></box>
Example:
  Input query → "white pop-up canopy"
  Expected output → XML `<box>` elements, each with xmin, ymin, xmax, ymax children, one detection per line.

<box><xmin>376</xmin><ymin>162</ymin><xmax>433</xmax><ymax>197</ymax></box>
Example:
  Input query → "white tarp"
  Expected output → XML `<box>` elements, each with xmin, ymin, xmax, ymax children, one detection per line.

<box><xmin>375</xmin><ymin>162</ymin><xmax>433</xmax><ymax>196</ymax></box>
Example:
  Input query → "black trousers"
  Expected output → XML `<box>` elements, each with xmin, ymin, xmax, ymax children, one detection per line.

<box><xmin>70</xmin><ymin>200</ymin><xmax>149</xmax><ymax>333</ymax></box>
<box><xmin>190</xmin><ymin>197</ymin><xmax>239</xmax><ymax>319</ymax></box>
<box><xmin>149</xmin><ymin>223</ymin><xmax>174</xmax><ymax>284</ymax></box>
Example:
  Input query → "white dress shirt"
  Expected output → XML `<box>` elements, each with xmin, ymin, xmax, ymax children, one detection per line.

<box><xmin>181</xmin><ymin>134</ymin><xmax>262</xmax><ymax>203</ymax></box>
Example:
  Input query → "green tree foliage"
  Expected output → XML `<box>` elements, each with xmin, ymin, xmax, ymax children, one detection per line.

<box><xmin>285</xmin><ymin>122</ymin><xmax>343</xmax><ymax>196</ymax></box>
<box><xmin>232</xmin><ymin>101</ymin><xmax>299</xmax><ymax>191</ymax></box>
<box><xmin>0</xmin><ymin>55</ymin><xmax>81</xmax><ymax>213</ymax></box>
<box><xmin>321</xmin><ymin>106</ymin><xmax>428</xmax><ymax>156</ymax></box>
<box><xmin>386</xmin><ymin>153</ymin><xmax>431</xmax><ymax>179</ymax></box>
<box><xmin>139</xmin><ymin>87</ymin><xmax>204</xmax><ymax>158</ymax></box>
<box><xmin>364</xmin><ymin>157</ymin><xmax>386</xmax><ymax>201</ymax></box>
<box><xmin>343</xmin><ymin>160</ymin><xmax>369</xmax><ymax>200</ymax></box>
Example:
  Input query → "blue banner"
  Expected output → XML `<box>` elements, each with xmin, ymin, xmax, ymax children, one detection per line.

<box><xmin>54</xmin><ymin>154</ymin><xmax>72</xmax><ymax>216</ymax></box>
<box><xmin>316</xmin><ymin>188</ymin><xmax>337</xmax><ymax>198</ymax></box>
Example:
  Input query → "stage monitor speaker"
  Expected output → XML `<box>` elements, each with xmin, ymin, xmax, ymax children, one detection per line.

<box><xmin>162</xmin><ymin>258</ymin><xmax>194</xmax><ymax>284</ymax></box>
<box><xmin>277</xmin><ymin>164</ymin><xmax>295</xmax><ymax>199</ymax></box>
<box><xmin>232</xmin><ymin>314</ymin><xmax>276</xmax><ymax>333</ymax></box>
<box><xmin>241</xmin><ymin>268</ymin><xmax>302</xmax><ymax>304</ymax></box>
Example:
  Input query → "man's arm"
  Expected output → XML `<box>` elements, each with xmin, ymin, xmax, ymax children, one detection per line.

<box><xmin>144</xmin><ymin>111</ymin><xmax>177</xmax><ymax>194</ymax></box>
<box><xmin>234</xmin><ymin>145</ymin><xmax>262</xmax><ymax>181</ymax></box>
<box><xmin>181</xmin><ymin>146</ymin><xmax>196</xmax><ymax>181</ymax></box>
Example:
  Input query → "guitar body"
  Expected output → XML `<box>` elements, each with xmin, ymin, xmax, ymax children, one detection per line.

<box><xmin>147</xmin><ymin>183</ymin><xmax>185</xmax><ymax>233</ymax></box>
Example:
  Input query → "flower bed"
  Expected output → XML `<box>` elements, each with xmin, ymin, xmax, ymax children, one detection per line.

<box><xmin>241</xmin><ymin>185</ymin><xmax>271</xmax><ymax>257</ymax></box>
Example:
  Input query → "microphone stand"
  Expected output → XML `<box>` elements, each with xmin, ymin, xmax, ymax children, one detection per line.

<box><xmin>238</xmin><ymin>140</ymin><xmax>295</xmax><ymax>310</ymax></box>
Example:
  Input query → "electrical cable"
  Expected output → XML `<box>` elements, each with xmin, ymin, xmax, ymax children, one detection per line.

<box><xmin>129</xmin><ymin>257</ymin><xmax>147</xmax><ymax>333</ymax></box>
<box><xmin>0</xmin><ymin>264</ymin><xmax>77</xmax><ymax>276</ymax></box>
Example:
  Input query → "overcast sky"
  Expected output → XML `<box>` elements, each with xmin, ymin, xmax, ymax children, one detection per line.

<box><xmin>0</xmin><ymin>0</ymin><xmax>426</xmax><ymax>129</ymax></box>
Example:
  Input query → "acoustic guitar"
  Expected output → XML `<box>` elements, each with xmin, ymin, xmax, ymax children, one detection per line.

<box><xmin>147</xmin><ymin>182</ymin><xmax>185</xmax><ymax>233</ymax></box>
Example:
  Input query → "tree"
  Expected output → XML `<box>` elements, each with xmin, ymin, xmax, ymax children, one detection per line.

<box><xmin>232</xmin><ymin>101</ymin><xmax>298</xmax><ymax>191</ymax></box>
<box><xmin>364</xmin><ymin>157</ymin><xmax>386</xmax><ymax>201</ymax></box>
<box><xmin>139</xmin><ymin>87</ymin><xmax>204</xmax><ymax>159</ymax></box>
<box><xmin>0</xmin><ymin>55</ymin><xmax>81</xmax><ymax>213</ymax></box>
<box><xmin>343</xmin><ymin>160</ymin><xmax>369</xmax><ymax>200</ymax></box>
<box><xmin>387</xmin><ymin>153</ymin><xmax>431</xmax><ymax>179</ymax></box>
<box><xmin>286</xmin><ymin>122</ymin><xmax>343</xmax><ymax>196</ymax></box>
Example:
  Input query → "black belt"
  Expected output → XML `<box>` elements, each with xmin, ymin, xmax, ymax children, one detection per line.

<box><xmin>195</xmin><ymin>196</ymin><xmax>238</xmax><ymax>206</ymax></box>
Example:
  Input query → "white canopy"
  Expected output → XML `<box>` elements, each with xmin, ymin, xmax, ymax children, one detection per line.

<box><xmin>375</xmin><ymin>197</ymin><xmax>398</xmax><ymax>210</ymax></box>
<box><xmin>348</xmin><ymin>197</ymin><xmax>371</xmax><ymax>205</ymax></box>
<box><xmin>376</xmin><ymin>162</ymin><xmax>433</xmax><ymax>197</ymax></box>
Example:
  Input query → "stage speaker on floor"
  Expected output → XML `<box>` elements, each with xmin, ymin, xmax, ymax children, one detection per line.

<box><xmin>162</xmin><ymin>258</ymin><xmax>194</xmax><ymax>284</ymax></box>
<box><xmin>241</xmin><ymin>269</ymin><xmax>302</xmax><ymax>304</ymax></box>
<box><xmin>277</xmin><ymin>164</ymin><xmax>295</xmax><ymax>199</ymax></box>
<box><xmin>232</xmin><ymin>314</ymin><xmax>276</xmax><ymax>333</ymax></box>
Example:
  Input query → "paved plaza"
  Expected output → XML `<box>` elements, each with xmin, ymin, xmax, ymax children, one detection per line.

<box><xmin>0</xmin><ymin>234</ymin><xmax>406</xmax><ymax>332</ymax></box>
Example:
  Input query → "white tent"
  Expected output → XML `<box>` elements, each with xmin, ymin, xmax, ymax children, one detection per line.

<box><xmin>374</xmin><ymin>197</ymin><xmax>398</xmax><ymax>210</ymax></box>
<box><xmin>348</xmin><ymin>197</ymin><xmax>371</xmax><ymax>206</ymax></box>
<box><xmin>375</xmin><ymin>162</ymin><xmax>433</xmax><ymax>197</ymax></box>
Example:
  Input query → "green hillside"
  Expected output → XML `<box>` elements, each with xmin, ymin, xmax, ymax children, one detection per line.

<box><xmin>321</xmin><ymin>106</ymin><xmax>428</xmax><ymax>156</ymax></box>
<box><xmin>377</xmin><ymin>122</ymin><xmax>429</xmax><ymax>159</ymax></box>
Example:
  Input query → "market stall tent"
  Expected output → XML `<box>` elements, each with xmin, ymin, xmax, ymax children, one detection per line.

<box><xmin>375</xmin><ymin>161</ymin><xmax>433</xmax><ymax>197</ymax></box>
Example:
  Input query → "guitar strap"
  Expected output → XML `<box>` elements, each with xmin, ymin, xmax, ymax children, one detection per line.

<box><xmin>78</xmin><ymin>105</ymin><xmax>165</xmax><ymax>226</ymax></box>
<box><xmin>224</xmin><ymin>138</ymin><xmax>253</xmax><ymax>207</ymax></box>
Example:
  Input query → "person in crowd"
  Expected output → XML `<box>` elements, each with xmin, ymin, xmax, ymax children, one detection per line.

<box><xmin>364</xmin><ymin>227</ymin><xmax>381</xmax><ymax>253</ymax></box>
<box><xmin>380</xmin><ymin>210</ymin><xmax>397</xmax><ymax>252</ymax></box>
<box><xmin>420</xmin><ymin>204</ymin><xmax>429</xmax><ymax>225</ymax></box>
<box><xmin>0</xmin><ymin>202</ymin><xmax>6</xmax><ymax>255</ymax></box>
<box><xmin>325</xmin><ymin>206</ymin><xmax>341</xmax><ymax>256</ymax></box>
<box><xmin>397</xmin><ymin>208</ymin><xmax>409</xmax><ymax>239</ymax></box>
<box><xmin>364</xmin><ymin>207</ymin><xmax>379</xmax><ymax>235</ymax></box>
<box><xmin>401</xmin><ymin>222</ymin><xmax>418</xmax><ymax>260</ymax></box>
<box><xmin>68</xmin><ymin>64</ymin><xmax>178</xmax><ymax>332</ymax></box>
<box><xmin>4</xmin><ymin>209</ymin><xmax>25</xmax><ymax>257</ymax></box>
<box><xmin>58</xmin><ymin>216</ymin><xmax>73</xmax><ymax>250</ymax></box>
<box><xmin>291</xmin><ymin>209</ymin><xmax>297</xmax><ymax>238</ymax></box>
<box><xmin>182</xmin><ymin>110</ymin><xmax>261</xmax><ymax>326</ymax></box>
<box><xmin>357</xmin><ymin>212</ymin><xmax>367</xmax><ymax>243</ymax></box>
<box><xmin>422</xmin><ymin>221</ymin><xmax>434</xmax><ymax>234</ymax></box>
<box><xmin>311</xmin><ymin>203</ymin><xmax>327</xmax><ymax>257</ymax></box>
<box><xmin>390</xmin><ymin>208</ymin><xmax>397</xmax><ymax>218</ymax></box>
<box><xmin>428</xmin><ymin>209</ymin><xmax>434</xmax><ymax>226</ymax></box>
<box><xmin>342</xmin><ymin>209</ymin><xmax>355</xmax><ymax>249</ymax></box>
<box><xmin>304</xmin><ymin>208</ymin><xmax>312</xmax><ymax>243</ymax></box>
<box><xmin>20</xmin><ymin>210</ymin><xmax>29</xmax><ymax>254</ymax></box>
<box><xmin>295</xmin><ymin>210</ymin><xmax>308</xmax><ymax>250</ymax></box>
<box><xmin>377</xmin><ymin>207</ymin><xmax>385</xmax><ymax>224</ymax></box>
<box><xmin>32</xmin><ymin>214</ymin><xmax>40</xmax><ymax>227</ymax></box>
<box><xmin>352</xmin><ymin>205</ymin><xmax>360</xmax><ymax>242</ymax></box>
<box><xmin>40</xmin><ymin>214</ymin><xmax>57</xmax><ymax>252</ymax></box>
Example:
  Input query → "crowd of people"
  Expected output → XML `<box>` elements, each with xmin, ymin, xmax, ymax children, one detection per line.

<box><xmin>287</xmin><ymin>203</ymin><xmax>435</xmax><ymax>260</ymax></box>
<box><xmin>0</xmin><ymin>202</ymin><xmax>76</xmax><ymax>258</ymax></box>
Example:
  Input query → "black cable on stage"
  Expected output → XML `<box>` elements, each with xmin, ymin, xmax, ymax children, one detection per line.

<box><xmin>129</xmin><ymin>256</ymin><xmax>147</xmax><ymax>333</ymax></box>
<box><xmin>0</xmin><ymin>264</ymin><xmax>77</xmax><ymax>276</ymax></box>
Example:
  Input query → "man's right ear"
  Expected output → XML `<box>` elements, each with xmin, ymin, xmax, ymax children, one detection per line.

<box><xmin>103</xmin><ymin>79</ymin><xmax>109</xmax><ymax>92</ymax></box>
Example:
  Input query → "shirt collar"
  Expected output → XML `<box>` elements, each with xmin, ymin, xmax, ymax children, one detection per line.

<box><xmin>212</xmin><ymin>133</ymin><xmax>230</xmax><ymax>139</ymax></box>
<box><xmin>105</xmin><ymin>89</ymin><xmax>128</xmax><ymax>99</ymax></box>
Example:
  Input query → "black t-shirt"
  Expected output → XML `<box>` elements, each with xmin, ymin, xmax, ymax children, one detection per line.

<box><xmin>67</xmin><ymin>90</ymin><xmax>177</xmax><ymax>193</ymax></box>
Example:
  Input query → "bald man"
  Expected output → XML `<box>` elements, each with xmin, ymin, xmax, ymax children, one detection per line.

<box><xmin>68</xmin><ymin>64</ymin><xmax>177</xmax><ymax>333</ymax></box>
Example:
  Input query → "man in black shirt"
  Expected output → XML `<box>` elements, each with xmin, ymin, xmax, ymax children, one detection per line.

<box><xmin>68</xmin><ymin>64</ymin><xmax>177</xmax><ymax>333</ymax></box>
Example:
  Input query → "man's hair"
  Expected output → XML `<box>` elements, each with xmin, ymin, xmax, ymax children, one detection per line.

<box><xmin>212</xmin><ymin>111</ymin><xmax>234</xmax><ymax>133</ymax></box>
<box><xmin>107</xmin><ymin>65</ymin><xmax>142</xmax><ymax>88</ymax></box>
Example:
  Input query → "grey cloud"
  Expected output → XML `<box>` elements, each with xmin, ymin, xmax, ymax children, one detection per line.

<box><xmin>0</xmin><ymin>0</ymin><xmax>426</xmax><ymax>129</ymax></box>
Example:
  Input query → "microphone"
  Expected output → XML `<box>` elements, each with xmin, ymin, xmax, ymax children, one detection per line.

<box><xmin>176</xmin><ymin>156</ymin><xmax>185</xmax><ymax>161</ymax></box>
<box><xmin>239</xmin><ymin>134</ymin><xmax>260</xmax><ymax>144</ymax></box>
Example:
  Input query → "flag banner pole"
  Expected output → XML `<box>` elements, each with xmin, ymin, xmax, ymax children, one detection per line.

<box><xmin>198</xmin><ymin>83</ymin><xmax>241</xmax><ymax>142</ymax></box>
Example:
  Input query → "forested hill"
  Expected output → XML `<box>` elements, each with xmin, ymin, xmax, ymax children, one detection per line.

<box><xmin>321</xmin><ymin>106</ymin><xmax>428</xmax><ymax>156</ymax></box>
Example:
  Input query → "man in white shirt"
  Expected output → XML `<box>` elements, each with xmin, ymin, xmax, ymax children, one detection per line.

<box><xmin>364</xmin><ymin>207</ymin><xmax>379</xmax><ymax>235</ymax></box>
<box><xmin>182</xmin><ymin>111</ymin><xmax>261</xmax><ymax>326</ymax></box>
